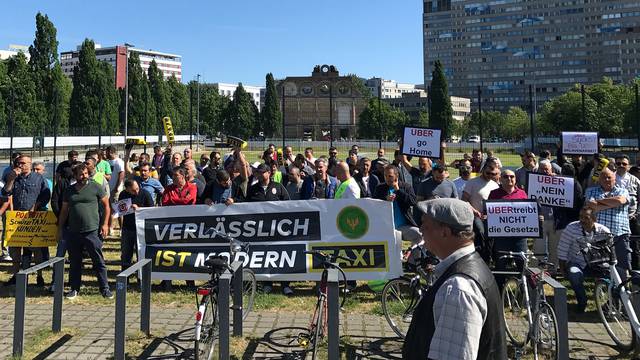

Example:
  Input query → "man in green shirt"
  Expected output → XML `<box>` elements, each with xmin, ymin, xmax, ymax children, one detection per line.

<box><xmin>57</xmin><ymin>163</ymin><xmax>112</xmax><ymax>299</ymax></box>
<box><xmin>86</xmin><ymin>149</ymin><xmax>112</xmax><ymax>182</ymax></box>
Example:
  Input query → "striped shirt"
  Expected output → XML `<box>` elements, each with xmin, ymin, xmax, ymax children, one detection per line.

<box><xmin>557</xmin><ymin>221</ymin><xmax>610</xmax><ymax>269</ymax></box>
<box><xmin>584</xmin><ymin>185</ymin><xmax>630</xmax><ymax>236</ymax></box>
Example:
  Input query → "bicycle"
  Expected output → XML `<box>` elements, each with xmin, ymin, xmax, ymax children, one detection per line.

<box><xmin>380</xmin><ymin>241</ymin><xmax>438</xmax><ymax>338</ymax></box>
<box><xmin>583</xmin><ymin>234</ymin><xmax>640</xmax><ymax>352</ymax></box>
<box><xmin>297</xmin><ymin>250</ymin><xmax>349</xmax><ymax>360</ymax></box>
<box><xmin>193</xmin><ymin>237</ymin><xmax>257</xmax><ymax>360</ymax></box>
<box><xmin>500</xmin><ymin>250</ymin><xmax>559</xmax><ymax>360</ymax></box>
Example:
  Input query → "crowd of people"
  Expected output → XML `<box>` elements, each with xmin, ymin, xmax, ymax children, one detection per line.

<box><xmin>0</xmin><ymin>143</ymin><xmax>638</xmax><ymax>314</ymax></box>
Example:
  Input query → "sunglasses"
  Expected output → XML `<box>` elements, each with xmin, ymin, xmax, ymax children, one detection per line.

<box><xmin>616</xmin><ymin>162</ymin><xmax>629</xmax><ymax>166</ymax></box>
<box><xmin>501</xmin><ymin>175</ymin><xmax>515</xmax><ymax>179</ymax></box>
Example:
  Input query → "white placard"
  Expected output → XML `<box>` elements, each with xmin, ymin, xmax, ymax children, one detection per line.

<box><xmin>111</xmin><ymin>198</ymin><xmax>133</xmax><ymax>218</ymax></box>
<box><xmin>562</xmin><ymin>131</ymin><xmax>599</xmax><ymax>155</ymax></box>
<box><xmin>485</xmin><ymin>200</ymin><xmax>541</xmax><ymax>238</ymax></box>
<box><xmin>135</xmin><ymin>199</ymin><xmax>402</xmax><ymax>281</ymax></box>
<box><xmin>527</xmin><ymin>173</ymin><xmax>575</xmax><ymax>208</ymax></box>
<box><xmin>401</xmin><ymin>126</ymin><xmax>442</xmax><ymax>158</ymax></box>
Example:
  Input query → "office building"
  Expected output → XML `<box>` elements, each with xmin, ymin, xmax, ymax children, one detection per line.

<box><xmin>61</xmin><ymin>44</ymin><xmax>182</xmax><ymax>88</ymax></box>
<box><xmin>386</xmin><ymin>90</ymin><xmax>471</xmax><ymax>122</ymax></box>
<box><xmin>365</xmin><ymin>78</ymin><xmax>421</xmax><ymax>99</ymax></box>
<box><xmin>277</xmin><ymin>65</ymin><xmax>368</xmax><ymax>140</ymax></box>
<box><xmin>423</xmin><ymin>0</ymin><xmax>640</xmax><ymax>110</ymax></box>
<box><xmin>0</xmin><ymin>45</ymin><xmax>30</xmax><ymax>61</ymax></box>
<box><xmin>215</xmin><ymin>82</ymin><xmax>264</xmax><ymax>109</ymax></box>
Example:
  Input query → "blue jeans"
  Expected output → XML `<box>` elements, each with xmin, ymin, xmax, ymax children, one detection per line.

<box><xmin>68</xmin><ymin>230</ymin><xmax>109</xmax><ymax>292</ymax></box>
<box><xmin>565</xmin><ymin>263</ymin><xmax>595</xmax><ymax>307</ymax></box>
<box><xmin>614</xmin><ymin>234</ymin><xmax>631</xmax><ymax>281</ymax></box>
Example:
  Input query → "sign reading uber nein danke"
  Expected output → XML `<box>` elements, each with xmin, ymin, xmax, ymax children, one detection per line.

<box><xmin>144</xmin><ymin>211</ymin><xmax>321</xmax><ymax>244</ymax></box>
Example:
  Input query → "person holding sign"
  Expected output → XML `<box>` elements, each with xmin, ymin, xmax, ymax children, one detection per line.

<box><xmin>585</xmin><ymin>166</ymin><xmax>632</xmax><ymax>278</ymax></box>
<box><xmin>118</xmin><ymin>179</ymin><xmax>154</xmax><ymax>272</ymax></box>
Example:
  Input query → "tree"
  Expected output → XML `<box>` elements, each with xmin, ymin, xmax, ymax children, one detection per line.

<box><xmin>227</xmin><ymin>83</ymin><xmax>257</xmax><ymax>139</ymax></box>
<box><xmin>503</xmin><ymin>107</ymin><xmax>529</xmax><ymax>140</ymax></box>
<box><xmin>147</xmin><ymin>60</ymin><xmax>171</xmax><ymax>134</ymax></box>
<box><xmin>3</xmin><ymin>53</ymin><xmax>41</xmax><ymax>136</ymax></box>
<box><xmin>0</xmin><ymin>60</ymin><xmax>7</xmax><ymax>134</ymax></box>
<box><xmin>69</xmin><ymin>39</ymin><xmax>102</xmax><ymax>133</ymax></box>
<box><xmin>358</xmin><ymin>98</ymin><xmax>410</xmax><ymax>140</ymax></box>
<box><xmin>429</xmin><ymin>60</ymin><xmax>454</xmax><ymax>138</ymax></box>
<box><xmin>261</xmin><ymin>73</ymin><xmax>281</xmax><ymax>138</ymax></box>
<box><xmin>538</xmin><ymin>88</ymin><xmax>598</xmax><ymax>135</ymax></box>
<box><xmin>166</xmin><ymin>75</ymin><xmax>189</xmax><ymax>132</ymax></box>
<box><xmin>96</xmin><ymin>61</ymin><xmax>120</xmax><ymax>133</ymax></box>
<box><xmin>587</xmin><ymin>78</ymin><xmax>631</xmax><ymax>136</ymax></box>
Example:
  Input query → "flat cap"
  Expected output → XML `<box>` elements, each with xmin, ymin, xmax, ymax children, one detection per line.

<box><xmin>417</xmin><ymin>198</ymin><xmax>473</xmax><ymax>232</ymax></box>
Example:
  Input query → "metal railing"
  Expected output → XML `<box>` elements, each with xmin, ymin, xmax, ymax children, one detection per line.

<box><xmin>326</xmin><ymin>268</ymin><xmax>340</xmax><ymax>360</ymax></box>
<box><xmin>114</xmin><ymin>259</ymin><xmax>152</xmax><ymax>360</ymax></box>
<box><xmin>217</xmin><ymin>260</ymin><xmax>244</xmax><ymax>360</ymax></box>
<box><xmin>13</xmin><ymin>257</ymin><xmax>65</xmax><ymax>358</ymax></box>
<box><xmin>529</xmin><ymin>267</ymin><xmax>569</xmax><ymax>360</ymax></box>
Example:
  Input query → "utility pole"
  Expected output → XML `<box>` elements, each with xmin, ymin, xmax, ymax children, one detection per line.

<box><xmin>196</xmin><ymin>74</ymin><xmax>201</xmax><ymax>151</ymax></box>
<box><xmin>477</xmin><ymin>86</ymin><xmax>483</xmax><ymax>153</ymax></box>
<box><xmin>281</xmin><ymin>86</ymin><xmax>286</xmax><ymax>149</ymax></box>
<box><xmin>144</xmin><ymin>91</ymin><xmax>148</xmax><ymax>154</ymax></box>
<box><xmin>9</xmin><ymin>86</ymin><xmax>14</xmax><ymax>161</ymax></box>
<box><xmin>378</xmin><ymin>81</ymin><xmax>383</xmax><ymax>149</ymax></box>
<box><xmin>581</xmin><ymin>84</ymin><xmax>586</xmax><ymax>124</ymax></box>
<box><xmin>189</xmin><ymin>85</ymin><xmax>194</xmax><ymax>149</ymax></box>
<box><xmin>529</xmin><ymin>84</ymin><xmax>536</xmax><ymax>152</ymax></box>
<box><xmin>329</xmin><ymin>83</ymin><xmax>334</xmax><ymax>148</ymax></box>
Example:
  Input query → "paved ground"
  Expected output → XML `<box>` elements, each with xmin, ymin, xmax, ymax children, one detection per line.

<box><xmin>0</xmin><ymin>300</ymin><xmax>632</xmax><ymax>360</ymax></box>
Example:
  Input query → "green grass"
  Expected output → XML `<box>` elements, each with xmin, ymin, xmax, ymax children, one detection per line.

<box><xmin>10</xmin><ymin>327</ymin><xmax>80</xmax><ymax>360</ymax></box>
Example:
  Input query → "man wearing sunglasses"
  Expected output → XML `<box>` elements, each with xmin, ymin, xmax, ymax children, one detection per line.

<box><xmin>614</xmin><ymin>154</ymin><xmax>640</xmax><ymax>268</ymax></box>
<box><xmin>453</xmin><ymin>159</ymin><xmax>473</xmax><ymax>199</ymax></box>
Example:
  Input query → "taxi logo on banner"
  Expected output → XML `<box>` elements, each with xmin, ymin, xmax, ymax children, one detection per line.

<box><xmin>336</xmin><ymin>206</ymin><xmax>369</xmax><ymax>239</ymax></box>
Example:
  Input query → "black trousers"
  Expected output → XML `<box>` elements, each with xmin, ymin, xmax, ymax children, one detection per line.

<box><xmin>630</xmin><ymin>217</ymin><xmax>640</xmax><ymax>270</ymax></box>
<box><xmin>68</xmin><ymin>230</ymin><xmax>109</xmax><ymax>292</ymax></box>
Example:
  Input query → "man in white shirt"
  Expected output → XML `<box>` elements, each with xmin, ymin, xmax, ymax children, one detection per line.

<box><xmin>558</xmin><ymin>207</ymin><xmax>610</xmax><ymax>313</ymax></box>
<box><xmin>462</xmin><ymin>163</ymin><xmax>500</xmax><ymax>261</ymax></box>
<box><xmin>453</xmin><ymin>159</ymin><xmax>472</xmax><ymax>199</ymax></box>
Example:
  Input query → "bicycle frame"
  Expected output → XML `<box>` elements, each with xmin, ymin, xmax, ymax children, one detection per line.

<box><xmin>604</xmin><ymin>256</ymin><xmax>640</xmax><ymax>336</ymax></box>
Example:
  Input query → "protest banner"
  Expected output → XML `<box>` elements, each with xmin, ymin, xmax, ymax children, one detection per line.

<box><xmin>136</xmin><ymin>199</ymin><xmax>402</xmax><ymax>281</ymax></box>
<box><xmin>162</xmin><ymin>117</ymin><xmax>175</xmax><ymax>145</ymax></box>
<box><xmin>4</xmin><ymin>211</ymin><xmax>58</xmax><ymax>247</ymax></box>
<box><xmin>111</xmin><ymin>198</ymin><xmax>133</xmax><ymax>218</ymax></box>
<box><xmin>526</xmin><ymin>173</ymin><xmax>575</xmax><ymax>208</ymax></box>
<box><xmin>484</xmin><ymin>200</ymin><xmax>541</xmax><ymax>238</ymax></box>
<box><xmin>401</xmin><ymin>126</ymin><xmax>442</xmax><ymax>159</ymax></box>
<box><xmin>562</xmin><ymin>131</ymin><xmax>599</xmax><ymax>155</ymax></box>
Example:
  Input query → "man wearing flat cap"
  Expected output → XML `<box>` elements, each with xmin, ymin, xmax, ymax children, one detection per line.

<box><xmin>403</xmin><ymin>198</ymin><xmax>507</xmax><ymax>360</ymax></box>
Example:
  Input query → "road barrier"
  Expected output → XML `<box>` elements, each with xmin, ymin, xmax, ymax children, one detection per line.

<box><xmin>13</xmin><ymin>257</ymin><xmax>65</xmax><ymax>358</ymax></box>
<box><xmin>326</xmin><ymin>268</ymin><xmax>340</xmax><ymax>360</ymax></box>
<box><xmin>114</xmin><ymin>259</ymin><xmax>152</xmax><ymax>360</ymax></box>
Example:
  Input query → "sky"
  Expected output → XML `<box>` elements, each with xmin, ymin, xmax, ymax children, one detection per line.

<box><xmin>2</xmin><ymin>0</ymin><xmax>424</xmax><ymax>86</ymax></box>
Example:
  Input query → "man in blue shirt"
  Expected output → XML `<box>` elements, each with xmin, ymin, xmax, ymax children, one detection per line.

<box><xmin>133</xmin><ymin>163</ymin><xmax>164</xmax><ymax>205</ymax></box>
<box><xmin>1</xmin><ymin>155</ymin><xmax>51</xmax><ymax>285</ymax></box>
<box><xmin>204</xmin><ymin>170</ymin><xmax>234</xmax><ymax>206</ymax></box>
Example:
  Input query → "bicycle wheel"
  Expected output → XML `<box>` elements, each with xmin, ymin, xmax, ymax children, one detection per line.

<box><xmin>194</xmin><ymin>295</ymin><xmax>217</xmax><ymax>360</ymax></box>
<box><xmin>502</xmin><ymin>277</ymin><xmax>529</xmax><ymax>347</ymax></box>
<box><xmin>533</xmin><ymin>302</ymin><xmax>559</xmax><ymax>360</ymax></box>
<box><xmin>381</xmin><ymin>278</ymin><xmax>415</xmax><ymax>339</ymax></box>
<box><xmin>241</xmin><ymin>269</ymin><xmax>256</xmax><ymax>320</ymax></box>
<box><xmin>312</xmin><ymin>296</ymin><xmax>325</xmax><ymax>360</ymax></box>
<box><xmin>595</xmin><ymin>280</ymin><xmax>636</xmax><ymax>351</ymax></box>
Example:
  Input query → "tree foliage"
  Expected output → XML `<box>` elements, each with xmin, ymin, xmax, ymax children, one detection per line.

<box><xmin>261</xmin><ymin>73</ymin><xmax>281</xmax><ymax>138</ymax></box>
<box><xmin>429</xmin><ymin>60</ymin><xmax>454</xmax><ymax>138</ymax></box>
<box><xmin>358</xmin><ymin>98</ymin><xmax>410</xmax><ymax>140</ymax></box>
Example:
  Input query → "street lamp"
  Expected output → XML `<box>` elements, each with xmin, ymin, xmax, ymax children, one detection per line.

<box><xmin>321</xmin><ymin>83</ymin><xmax>333</xmax><ymax>148</ymax></box>
<box><xmin>123</xmin><ymin>43</ymin><xmax>134</xmax><ymax>140</ymax></box>
<box><xmin>514</xmin><ymin>50</ymin><xmax>537</xmax><ymax>151</ymax></box>
<box><xmin>196</xmin><ymin>74</ymin><xmax>201</xmax><ymax>150</ymax></box>
<box><xmin>281</xmin><ymin>85</ymin><xmax>286</xmax><ymax>149</ymax></box>
<box><xmin>377</xmin><ymin>79</ymin><xmax>383</xmax><ymax>149</ymax></box>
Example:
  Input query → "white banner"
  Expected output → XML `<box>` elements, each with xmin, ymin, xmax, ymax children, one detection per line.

<box><xmin>484</xmin><ymin>200</ymin><xmax>541</xmax><ymax>238</ymax></box>
<box><xmin>562</xmin><ymin>131</ymin><xmax>599</xmax><ymax>155</ymax></box>
<box><xmin>135</xmin><ymin>199</ymin><xmax>402</xmax><ymax>281</ymax></box>
<box><xmin>401</xmin><ymin>126</ymin><xmax>442</xmax><ymax>158</ymax></box>
<box><xmin>526</xmin><ymin>173</ymin><xmax>575</xmax><ymax>208</ymax></box>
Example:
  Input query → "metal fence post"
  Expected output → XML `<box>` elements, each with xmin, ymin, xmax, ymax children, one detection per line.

<box><xmin>327</xmin><ymin>268</ymin><xmax>340</xmax><ymax>360</ymax></box>
<box><xmin>52</xmin><ymin>259</ymin><xmax>64</xmax><ymax>332</ymax></box>
<box><xmin>538</xmin><ymin>270</ymin><xmax>569</xmax><ymax>360</ymax></box>
<box><xmin>12</xmin><ymin>272</ymin><xmax>27</xmax><ymax>358</ymax></box>
<box><xmin>141</xmin><ymin>260</ymin><xmax>151</xmax><ymax>335</ymax></box>
<box><xmin>218</xmin><ymin>272</ymin><xmax>231</xmax><ymax>360</ymax></box>
<box><xmin>114</xmin><ymin>275</ymin><xmax>128</xmax><ymax>360</ymax></box>
<box><xmin>231</xmin><ymin>261</ymin><xmax>243</xmax><ymax>336</ymax></box>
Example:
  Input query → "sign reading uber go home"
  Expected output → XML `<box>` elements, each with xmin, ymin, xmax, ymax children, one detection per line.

<box><xmin>135</xmin><ymin>199</ymin><xmax>402</xmax><ymax>281</ymax></box>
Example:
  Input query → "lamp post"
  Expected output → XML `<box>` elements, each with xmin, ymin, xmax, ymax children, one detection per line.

<box><xmin>377</xmin><ymin>81</ymin><xmax>383</xmax><ymax>149</ymax></box>
<box><xmin>196</xmin><ymin>74</ymin><xmax>201</xmax><ymax>151</ymax></box>
<box><xmin>123</xmin><ymin>43</ymin><xmax>134</xmax><ymax>140</ymax></box>
<box><xmin>321</xmin><ymin>83</ymin><xmax>334</xmax><ymax>148</ymax></box>
<box><xmin>189</xmin><ymin>85</ymin><xmax>193</xmax><ymax>149</ymax></box>
<box><xmin>281</xmin><ymin>85</ymin><xmax>286</xmax><ymax>149</ymax></box>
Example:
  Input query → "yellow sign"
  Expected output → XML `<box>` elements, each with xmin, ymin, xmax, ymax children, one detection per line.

<box><xmin>126</xmin><ymin>138</ymin><xmax>147</xmax><ymax>145</ymax></box>
<box><xmin>162</xmin><ymin>117</ymin><xmax>175</xmax><ymax>145</ymax></box>
<box><xmin>4</xmin><ymin>211</ymin><xmax>58</xmax><ymax>248</ymax></box>
<box><xmin>226</xmin><ymin>135</ymin><xmax>247</xmax><ymax>149</ymax></box>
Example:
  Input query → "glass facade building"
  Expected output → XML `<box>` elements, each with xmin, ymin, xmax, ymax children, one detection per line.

<box><xmin>423</xmin><ymin>0</ymin><xmax>640</xmax><ymax>110</ymax></box>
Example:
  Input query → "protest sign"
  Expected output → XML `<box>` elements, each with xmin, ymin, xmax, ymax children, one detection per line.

<box><xmin>526</xmin><ymin>173</ymin><xmax>575</xmax><ymax>208</ymax></box>
<box><xmin>4</xmin><ymin>211</ymin><xmax>58</xmax><ymax>247</ymax></box>
<box><xmin>162</xmin><ymin>117</ymin><xmax>175</xmax><ymax>145</ymax></box>
<box><xmin>136</xmin><ymin>199</ymin><xmax>402</xmax><ymax>281</ymax></box>
<box><xmin>562</xmin><ymin>131</ymin><xmax>599</xmax><ymax>155</ymax></box>
<box><xmin>484</xmin><ymin>200</ymin><xmax>541</xmax><ymax>238</ymax></box>
<box><xmin>111</xmin><ymin>198</ymin><xmax>133</xmax><ymax>218</ymax></box>
<box><xmin>401</xmin><ymin>126</ymin><xmax>442</xmax><ymax>159</ymax></box>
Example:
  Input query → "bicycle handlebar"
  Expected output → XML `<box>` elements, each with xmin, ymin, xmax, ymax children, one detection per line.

<box><xmin>497</xmin><ymin>250</ymin><xmax>547</xmax><ymax>259</ymax></box>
